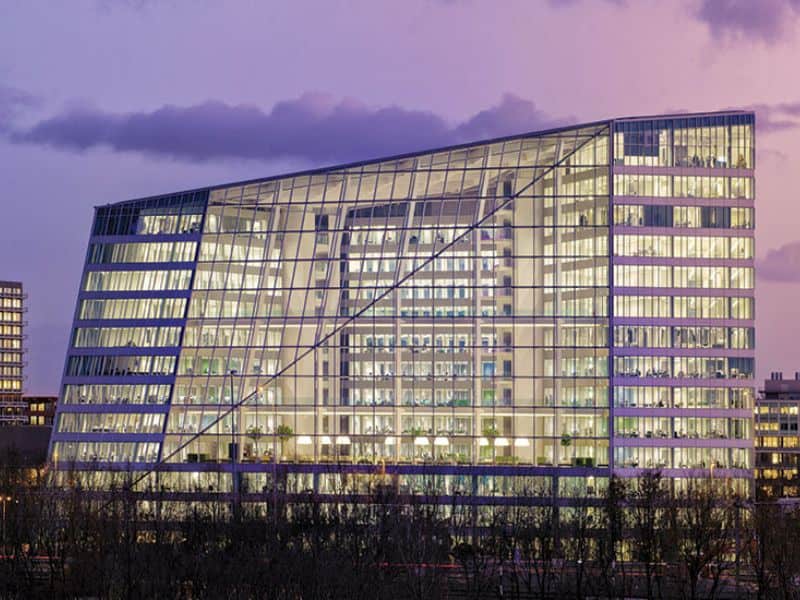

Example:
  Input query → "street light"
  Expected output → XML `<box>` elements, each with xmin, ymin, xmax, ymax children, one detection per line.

<box><xmin>228</xmin><ymin>370</ymin><xmax>239</xmax><ymax>504</ymax></box>
<box><xmin>1</xmin><ymin>495</ymin><xmax>13</xmax><ymax>553</ymax></box>
<box><xmin>229</xmin><ymin>369</ymin><xmax>238</xmax><ymax>465</ymax></box>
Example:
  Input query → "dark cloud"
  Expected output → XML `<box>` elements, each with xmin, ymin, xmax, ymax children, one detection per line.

<box><xmin>547</xmin><ymin>0</ymin><xmax>625</xmax><ymax>7</ymax></box>
<box><xmin>758</xmin><ymin>241</ymin><xmax>800</xmax><ymax>282</ymax></box>
<box><xmin>667</xmin><ymin>103</ymin><xmax>800</xmax><ymax>134</ymax></box>
<box><xmin>759</xmin><ymin>147</ymin><xmax>789</xmax><ymax>162</ymax></box>
<box><xmin>94</xmin><ymin>0</ymin><xmax>159</xmax><ymax>11</ymax></box>
<box><xmin>741</xmin><ymin>102</ymin><xmax>800</xmax><ymax>133</ymax></box>
<box><xmin>8</xmin><ymin>93</ymin><xmax>567</xmax><ymax>164</ymax></box>
<box><xmin>695</xmin><ymin>0</ymin><xmax>800</xmax><ymax>42</ymax></box>
<box><xmin>773</xmin><ymin>101</ymin><xmax>800</xmax><ymax>117</ymax></box>
<box><xmin>452</xmin><ymin>94</ymin><xmax>562</xmax><ymax>141</ymax></box>
<box><xmin>0</xmin><ymin>85</ymin><xmax>38</xmax><ymax>132</ymax></box>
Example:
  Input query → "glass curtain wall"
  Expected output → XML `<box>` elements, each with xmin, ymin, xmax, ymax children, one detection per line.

<box><xmin>49</xmin><ymin>111</ymin><xmax>755</xmax><ymax>496</ymax></box>
<box><xmin>157</xmin><ymin>125</ymin><xmax>611</xmax><ymax>478</ymax></box>
<box><xmin>51</xmin><ymin>194</ymin><xmax>206</xmax><ymax>464</ymax></box>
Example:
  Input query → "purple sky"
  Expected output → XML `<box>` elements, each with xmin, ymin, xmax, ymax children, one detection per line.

<box><xmin>2</xmin><ymin>0</ymin><xmax>800</xmax><ymax>394</ymax></box>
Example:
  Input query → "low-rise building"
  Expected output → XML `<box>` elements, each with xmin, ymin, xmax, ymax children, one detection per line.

<box><xmin>23</xmin><ymin>395</ymin><xmax>57</xmax><ymax>426</ymax></box>
<box><xmin>756</xmin><ymin>372</ymin><xmax>800</xmax><ymax>500</ymax></box>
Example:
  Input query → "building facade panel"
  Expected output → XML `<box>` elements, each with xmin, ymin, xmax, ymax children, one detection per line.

<box><xmin>610</xmin><ymin>113</ymin><xmax>755</xmax><ymax>482</ymax></box>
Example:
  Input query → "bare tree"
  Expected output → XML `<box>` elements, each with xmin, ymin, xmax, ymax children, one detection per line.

<box><xmin>746</xmin><ymin>501</ymin><xmax>800</xmax><ymax>600</ymax></box>
<box><xmin>450</xmin><ymin>500</ymin><xmax>503</xmax><ymax>600</ymax></box>
<box><xmin>670</xmin><ymin>479</ymin><xmax>736</xmax><ymax>600</ymax></box>
<box><xmin>559</xmin><ymin>496</ymin><xmax>596</xmax><ymax>599</ymax></box>
<box><xmin>506</xmin><ymin>486</ymin><xmax>558</xmax><ymax>599</ymax></box>
<box><xmin>628</xmin><ymin>471</ymin><xmax>673</xmax><ymax>600</ymax></box>
<box><xmin>597</xmin><ymin>475</ymin><xmax>629</xmax><ymax>599</ymax></box>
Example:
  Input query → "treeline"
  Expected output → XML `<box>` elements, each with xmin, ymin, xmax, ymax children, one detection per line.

<box><xmin>1</xmin><ymin>460</ymin><xmax>799</xmax><ymax>599</ymax></box>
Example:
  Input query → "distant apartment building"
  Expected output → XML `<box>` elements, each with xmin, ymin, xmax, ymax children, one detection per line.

<box><xmin>0</xmin><ymin>397</ymin><xmax>56</xmax><ymax>466</ymax></box>
<box><xmin>0</xmin><ymin>281</ymin><xmax>25</xmax><ymax>425</ymax></box>
<box><xmin>23</xmin><ymin>395</ymin><xmax>57</xmax><ymax>426</ymax></box>
<box><xmin>49</xmin><ymin>111</ymin><xmax>755</xmax><ymax>503</ymax></box>
<box><xmin>756</xmin><ymin>372</ymin><xmax>800</xmax><ymax>500</ymax></box>
<box><xmin>0</xmin><ymin>396</ymin><xmax>57</xmax><ymax>426</ymax></box>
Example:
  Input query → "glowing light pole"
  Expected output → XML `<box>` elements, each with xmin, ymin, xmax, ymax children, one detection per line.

<box><xmin>1</xmin><ymin>495</ymin><xmax>12</xmax><ymax>554</ymax></box>
<box><xmin>229</xmin><ymin>370</ymin><xmax>239</xmax><ymax>504</ymax></box>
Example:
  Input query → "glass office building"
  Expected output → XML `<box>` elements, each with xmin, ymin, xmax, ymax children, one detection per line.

<box><xmin>0</xmin><ymin>281</ymin><xmax>25</xmax><ymax>425</ymax></box>
<box><xmin>49</xmin><ymin>111</ymin><xmax>756</xmax><ymax>500</ymax></box>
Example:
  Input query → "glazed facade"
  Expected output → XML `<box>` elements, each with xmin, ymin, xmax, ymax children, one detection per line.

<box><xmin>0</xmin><ymin>281</ymin><xmax>25</xmax><ymax>425</ymax></box>
<box><xmin>49</xmin><ymin>112</ymin><xmax>756</xmax><ymax>499</ymax></box>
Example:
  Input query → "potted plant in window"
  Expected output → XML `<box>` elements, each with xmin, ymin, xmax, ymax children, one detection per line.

<box><xmin>408</xmin><ymin>425</ymin><xmax>426</xmax><ymax>438</ymax></box>
<box><xmin>275</xmin><ymin>424</ymin><xmax>294</xmax><ymax>461</ymax></box>
<box><xmin>246</xmin><ymin>425</ymin><xmax>264</xmax><ymax>461</ymax></box>
<box><xmin>560</xmin><ymin>433</ymin><xmax>572</xmax><ymax>465</ymax></box>
<box><xmin>481</xmin><ymin>424</ymin><xmax>500</xmax><ymax>463</ymax></box>
<box><xmin>407</xmin><ymin>426</ymin><xmax>427</xmax><ymax>462</ymax></box>
<box><xmin>482</xmin><ymin>424</ymin><xmax>500</xmax><ymax>438</ymax></box>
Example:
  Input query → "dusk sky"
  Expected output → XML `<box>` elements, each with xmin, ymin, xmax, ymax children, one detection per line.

<box><xmin>2</xmin><ymin>0</ymin><xmax>800</xmax><ymax>394</ymax></box>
